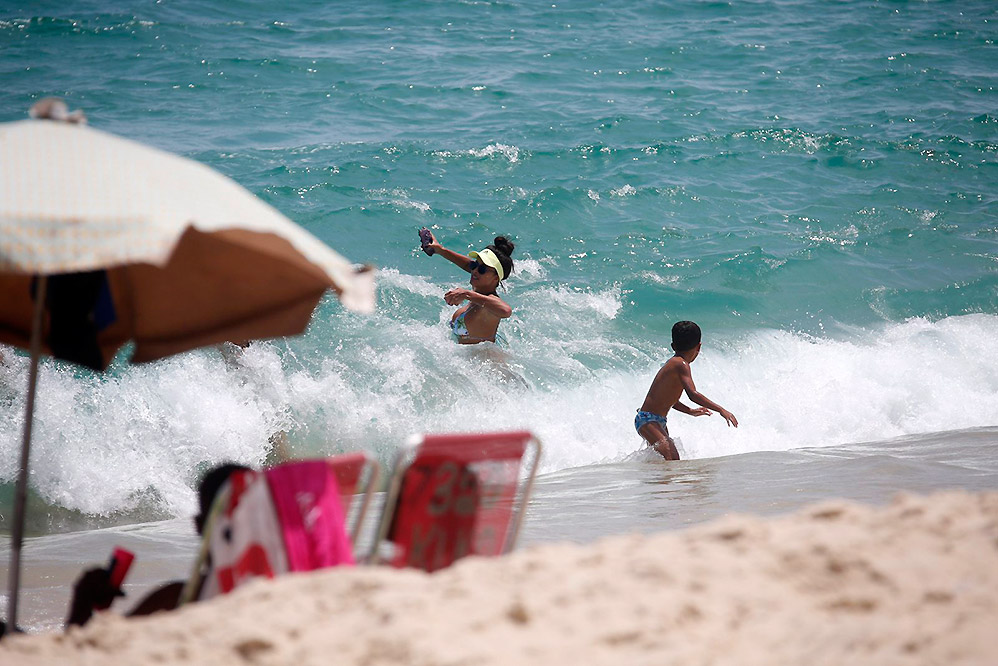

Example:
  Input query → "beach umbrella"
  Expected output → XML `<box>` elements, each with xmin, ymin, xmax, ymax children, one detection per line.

<box><xmin>0</xmin><ymin>100</ymin><xmax>376</xmax><ymax>630</ymax></box>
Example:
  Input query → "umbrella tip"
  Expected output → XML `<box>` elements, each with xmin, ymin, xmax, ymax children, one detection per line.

<box><xmin>29</xmin><ymin>97</ymin><xmax>87</xmax><ymax>125</ymax></box>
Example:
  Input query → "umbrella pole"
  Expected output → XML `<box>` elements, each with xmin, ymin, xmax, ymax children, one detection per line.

<box><xmin>6</xmin><ymin>275</ymin><xmax>47</xmax><ymax>632</ymax></box>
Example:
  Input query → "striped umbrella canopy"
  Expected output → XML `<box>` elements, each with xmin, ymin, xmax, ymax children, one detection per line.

<box><xmin>0</xmin><ymin>103</ymin><xmax>375</xmax><ymax>630</ymax></box>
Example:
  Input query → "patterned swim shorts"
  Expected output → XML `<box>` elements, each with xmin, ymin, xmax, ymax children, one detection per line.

<box><xmin>634</xmin><ymin>410</ymin><xmax>668</xmax><ymax>434</ymax></box>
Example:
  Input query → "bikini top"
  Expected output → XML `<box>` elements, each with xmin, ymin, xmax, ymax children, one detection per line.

<box><xmin>450</xmin><ymin>307</ymin><xmax>472</xmax><ymax>338</ymax></box>
<box><xmin>450</xmin><ymin>305</ymin><xmax>506</xmax><ymax>345</ymax></box>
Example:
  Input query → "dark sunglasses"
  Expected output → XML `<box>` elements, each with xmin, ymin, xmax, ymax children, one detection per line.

<box><xmin>468</xmin><ymin>261</ymin><xmax>492</xmax><ymax>275</ymax></box>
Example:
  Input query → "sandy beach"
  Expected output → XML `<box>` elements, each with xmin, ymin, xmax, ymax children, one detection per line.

<box><xmin>2</xmin><ymin>490</ymin><xmax>995</xmax><ymax>665</ymax></box>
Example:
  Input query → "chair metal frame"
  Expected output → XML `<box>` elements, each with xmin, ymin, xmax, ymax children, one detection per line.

<box><xmin>325</xmin><ymin>451</ymin><xmax>381</xmax><ymax>546</ymax></box>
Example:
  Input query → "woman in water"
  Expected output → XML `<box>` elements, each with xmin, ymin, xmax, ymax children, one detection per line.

<box><xmin>419</xmin><ymin>230</ymin><xmax>515</xmax><ymax>344</ymax></box>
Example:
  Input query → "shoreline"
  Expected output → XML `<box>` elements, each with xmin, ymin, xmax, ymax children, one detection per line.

<box><xmin>2</xmin><ymin>490</ymin><xmax>995</xmax><ymax>665</ymax></box>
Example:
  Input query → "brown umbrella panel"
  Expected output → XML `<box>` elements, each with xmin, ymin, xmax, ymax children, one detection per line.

<box><xmin>0</xmin><ymin>226</ymin><xmax>355</xmax><ymax>369</ymax></box>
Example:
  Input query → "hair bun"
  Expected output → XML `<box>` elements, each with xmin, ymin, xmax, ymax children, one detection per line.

<box><xmin>493</xmin><ymin>236</ymin><xmax>515</xmax><ymax>257</ymax></box>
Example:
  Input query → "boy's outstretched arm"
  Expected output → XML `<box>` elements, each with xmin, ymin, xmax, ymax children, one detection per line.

<box><xmin>678</xmin><ymin>363</ymin><xmax>738</xmax><ymax>427</ymax></box>
<box><xmin>671</xmin><ymin>401</ymin><xmax>711</xmax><ymax>417</ymax></box>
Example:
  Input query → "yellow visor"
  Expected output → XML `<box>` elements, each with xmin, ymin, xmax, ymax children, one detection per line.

<box><xmin>469</xmin><ymin>248</ymin><xmax>505</xmax><ymax>281</ymax></box>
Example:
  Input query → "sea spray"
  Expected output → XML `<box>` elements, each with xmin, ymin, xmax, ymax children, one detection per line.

<box><xmin>4</xmin><ymin>306</ymin><xmax>998</xmax><ymax>531</ymax></box>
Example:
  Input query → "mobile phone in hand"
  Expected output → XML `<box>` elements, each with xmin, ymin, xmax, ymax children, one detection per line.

<box><xmin>419</xmin><ymin>228</ymin><xmax>435</xmax><ymax>255</ymax></box>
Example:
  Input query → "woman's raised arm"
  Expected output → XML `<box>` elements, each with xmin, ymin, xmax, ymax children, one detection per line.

<box><xmin>422</xmin><ymin>229</ymin><xmax>473</xmax><ymax>272</ymax></box>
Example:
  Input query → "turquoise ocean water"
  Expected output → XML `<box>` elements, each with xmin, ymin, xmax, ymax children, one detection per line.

<box><xmin>1</xmin><ymin>0</ymin><xmax>997</xmax><ymax>630</ymax></box>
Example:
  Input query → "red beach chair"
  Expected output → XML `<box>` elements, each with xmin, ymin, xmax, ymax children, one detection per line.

<box><xmin>367</xmin><ymin>431</ymin><xmax>542</xmax><ymax>572</ymax></box>
<box><xmin>180</xmin><ymin>452</ymin><xmax>380</xmax><ymax>604</ymax></box>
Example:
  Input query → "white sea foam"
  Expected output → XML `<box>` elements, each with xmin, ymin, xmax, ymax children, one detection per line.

<box><xmin>0</xmin><ymin>346</ymin><xmax>288</xmax><ymax>518</ymax></box>
<box><xmin>470</xmin><ymin>143</ymin><xmax>520</xmax><ymax>163</ymax></box>
<box><xmin>638</xmin><ymin>270</ymin><xmax>681</xmax><ymax>285</ymax></box>
<box><xmin>376</xmin><ymin>267</ymin><xmax>443</xmax><ymax>298</ymax></box>
<box><xmin>435</xmin><ymin>143</ymin><xmax>521</xmax><ymax>163</ymax></box>
<box><xmin>524</xmin><ymin>284</ymin><xmax>623</xmax><ymax>320</ymax></box>
<box><xmin>511</xmin><ymin>258</ymin><xmax>547</xmax><ymax>280</ymax></box>
<box><xmin>611</xmin><ymin>184</ymin><xmax>636</xmax><ymax>197</ymax></box>
<box><xmin>3</xmin><ymin>313</ymin><xmax>997</xmax><ymax>523</ymax></box>
<box><xmin>367</xmin><ymin>188</ymin><xmax>431</xmax><ymax>213</ymax></box>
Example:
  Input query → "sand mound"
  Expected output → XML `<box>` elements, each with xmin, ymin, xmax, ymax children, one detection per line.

<box><xmin>3</xmin><ymin>491</ymin><xmax>996</xmax><ymax>665</ymax></box>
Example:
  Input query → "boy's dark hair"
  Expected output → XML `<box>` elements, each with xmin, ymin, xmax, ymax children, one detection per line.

<box><xmin>194</xmin><ymin>463</ymin><xmax>251</xmax><ymax>534</ymax></box>
<box><xmin>487</xmin><ymin>236</ymin><xmax>515</xmax><ymax>279</ymax></box>
<box><xmin>671</xmin><ymin>321</ymin><xmax>701</xmax><ymax>352</ymax></box>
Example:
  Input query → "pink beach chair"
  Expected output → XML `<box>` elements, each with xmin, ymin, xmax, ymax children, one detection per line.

<box><xmin>367</xmin><ymin>431</ymin><xmax>542</xmax><ymax>572</ymax></box>
<box><xmin>180</xmin><ymin>452</ymin><xmax>380</xmax><ymax>603</ymax></box>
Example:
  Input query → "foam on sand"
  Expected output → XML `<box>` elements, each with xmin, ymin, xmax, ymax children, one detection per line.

<box><xmin>3</xmin><ymin>491</ymin><xmax>996</xmax><ymax>665</ymax></box>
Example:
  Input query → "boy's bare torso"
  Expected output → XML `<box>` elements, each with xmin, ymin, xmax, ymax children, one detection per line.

<box><xmin>639</xmin><ymin>355</ymin><xmax>685</xmax><ymax>416</ymax></box>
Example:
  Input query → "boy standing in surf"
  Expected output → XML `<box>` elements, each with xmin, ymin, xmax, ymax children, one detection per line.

<box><xmin>635</xmin><ymin>321</ymin><xmax>738</xmax><ymax>460</ymax></box>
